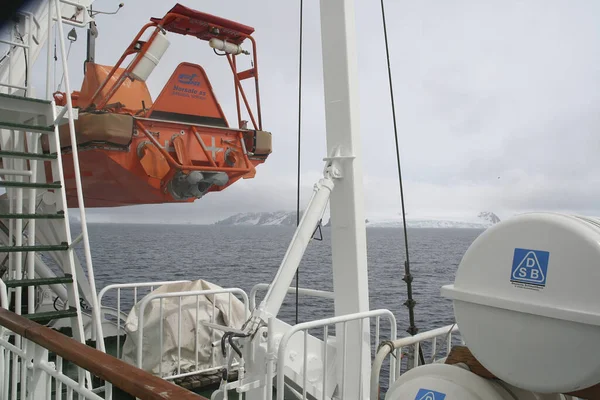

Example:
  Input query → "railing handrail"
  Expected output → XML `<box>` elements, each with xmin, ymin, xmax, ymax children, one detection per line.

<box><xmin>97</xmin><ymin>280</ymin><xmax>192</xmax><ymax>306</ymax></box>
<box><xmin>0</xmin><ymin>307</ymin><xmax>206</xmax><ymax>400</ymax></box>
<box><xmin>138</xmin><ymin>288</ymin><xmax>249</xmax><ymax>308</ymax></box>
<box><xmin>388</xmin><ymin>323</ymin><xmax>458</xmax><ymax>349</ymax></box>
<box><xmin>249</xmin><ymin>283</ymin><xmax>334</xmax><ymax>310</ymax></box>
<box><xmin>370</xmin><ymin>323</ymin><xmax>459</xmax><ymax>400</ymax></box>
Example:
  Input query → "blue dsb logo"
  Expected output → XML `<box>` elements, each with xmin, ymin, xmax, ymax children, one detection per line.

<box><xmin>415</xmin><ymin>389</ymin><xmax>446</xmax><ymax>400</ymax></box>
<box><xmin>511</xmin><ymin>248</ymin><xmax>549</xmax><ymax>286</ymax></box>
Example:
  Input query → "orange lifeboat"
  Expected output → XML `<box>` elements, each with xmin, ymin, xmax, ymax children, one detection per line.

<box><xmin>52</xmin><ymin>4</ymin><xmax>271</xmax><ymax>207</ymax></box>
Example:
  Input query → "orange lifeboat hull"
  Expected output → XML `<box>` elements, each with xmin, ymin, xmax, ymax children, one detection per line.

<box><xmin>54</xmin><ymin>119</ymin><xmax>267</xmax><ymax>208</ymax></box>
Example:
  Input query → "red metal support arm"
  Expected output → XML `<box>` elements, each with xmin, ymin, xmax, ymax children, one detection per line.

<box><xmin>226</xmin><ymin>54</ymin><xmax>259</xmax><ymax>130</ymax></box>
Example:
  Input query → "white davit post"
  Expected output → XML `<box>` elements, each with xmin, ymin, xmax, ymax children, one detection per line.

<box><xmin>319</xmin><ymin>0</ymin><xmax>371</xmax><ymax>398</ymax></box>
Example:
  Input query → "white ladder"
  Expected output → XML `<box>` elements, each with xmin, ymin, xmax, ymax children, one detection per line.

<box><xmin>0</xmin><ymin>0</ymin><xmax>104</xmax><ymax>345</ymax></box>
<box><xmin>0</xmin><ymin>94</ymin><xmax>87</xmax><ymax>341</ymax></box>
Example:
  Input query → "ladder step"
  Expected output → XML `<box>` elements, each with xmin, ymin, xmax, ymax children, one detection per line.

<box><xmin>22</xmin><ymin>307</ymin><xmax>78</xmax><ymax>323</ymax></box>
<box><xmin>0</xmin><ymin>121</ymin><xmax>54</xmax><ymax>134</ymax></box>
<box><xmin>0</xmin><ymin>169</ymin><xmax>32</xmax><ymax>177</ymax></box>
<box><xmin>0</xmin><ymin>94</ymin><xmax>54</xmax><ymax>127</ymax></box>
<box><xmin>0</xmin><ymin>150</ymin><xmax>57</xmax><ymax>160</ymax></box>
<box><xmin>5</xmin><ymin>275</ymin><xmax>73</xmax><ymax>288</ymax></box>
<box><xmin>0</xmin><ymin>93</ymin><xmax>51</xmax><ymax>105</ymax></box>
<box><xmin>0</xmin><ymin>243</ymin><xmax>69</xmax><ymax>253</ymax></box>
<box><xmin>0</xmin><ymin>212</ymin><xmax>65</xmax><ymax>219</ymax></box>
<box><xmin>0</xmin><ymin>181</ymin><xmax>61</xmax><ymax>189</ymax></box>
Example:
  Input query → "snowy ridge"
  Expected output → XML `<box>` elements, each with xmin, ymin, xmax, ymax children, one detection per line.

<box><xmin>214</xmin><ymin>211</ymin><xmax>298</xmax><ymax>226</ymax></box>
<box><xmin>214</xmin><ymin>211</ymin><xmax>500</xmax><ymax>228</ymax></box>
<box><xmin>365</xmin><ymin>218</ymin><xmax>488</xmax><ymax>229</ymax></box>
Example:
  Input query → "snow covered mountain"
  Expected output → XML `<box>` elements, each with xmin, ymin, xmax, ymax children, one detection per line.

<box><xmin>214</xmin><ymin>211</ymin><xmax>298</xmax><ymax>226</ymax></box>
<box><xmin>365</xmin><ymin>218</ymin><xmax>488</xmax><ymax>229</ymax></box>
<box><xmin>365</xmin><ymin>211</ymin><xmax>500</xmax><ymax>228</ymax></box>
<box><xmin>214</xmin><ymin>211</ymin><xmax>500</xmax><ymax>228</ymax></box>
<box><xmin>478</xmin><ymin>211</ymin><xmax>501</xmax><ymax>225</ymax></box>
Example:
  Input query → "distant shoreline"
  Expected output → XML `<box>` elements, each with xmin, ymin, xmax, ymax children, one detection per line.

<box><xmin>77</xmin><ymin>221</ymin><xmax>486</xmax><ymax>229</ymax></box>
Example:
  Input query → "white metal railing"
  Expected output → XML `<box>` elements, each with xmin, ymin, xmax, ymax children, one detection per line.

<box><xmin>0</xmin><ymin>278</ymin><xmax>204</xmax><ymax>399</ymax></box>
<box><xmin>0</xmin><ymin>279</ymin><xmax>107</xmax><ymax>400</ymax></box>
<box><xmin>96</xmin><ymin>280</ymin><xmax>192</xmax><ymax>353</ymax></box>
<box><xmin>55</xmin><ymin>0</ymin><xmax>93</xmax><ymax>28</ymax></box>
<box><xmin>273</xmin><ymin>309</ymin><xmax>398</xmax><ymax>400</ymax></box>
<box><xmin>370</xmin><ymin>323</ymin><xmax>460</xmax><ymax>400</ymax></box>
<box><xmin>0</xmin><ymin>10</ymin><xmax>32</xmax><ymax>94</ymax></box>
<box><xmin>136</xmin><ymin>288</ymin><xmax>249</xmax><ymax>381</ymax></box>
<box><xmin>249</xmin><ymin>283</ymin><xmax>334</xmax><ymax>310</ymax></box>
<box><xmin>0</xmin><ymin>337</ymin><xmax>109</xmax><ymax>400</ymax></box>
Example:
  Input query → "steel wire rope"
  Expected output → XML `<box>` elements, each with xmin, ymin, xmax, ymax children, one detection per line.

<box><xmin>379</xmin><ymin>1</ymin><xmax>423</xmax><ymax>362</ymax></box>
<box><xmin>294</xmin><ymin>0</ymin><xmax>304</xmax><ymax>325</ymax></box>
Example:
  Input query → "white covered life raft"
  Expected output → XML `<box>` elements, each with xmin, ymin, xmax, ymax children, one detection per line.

<box><xmin>120</xmin><ymin>280</ymin><xmax>247</xmax><ymax>376</ymax></box>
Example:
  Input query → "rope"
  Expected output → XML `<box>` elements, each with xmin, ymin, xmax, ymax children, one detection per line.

<box><xmin>379</xmin><ymin>0</ymin><xmax>420</xmax><ymax>339</ymax></box>
<box><xmin>14</xmin><ymin>28</ymin><xmax>28</xmax><ymax>91</ymax></box>
<box><xmin>53</xmin><ymin>24</ymin><xmax>58</xmax><ymax>91</ymax></box>
<box><xmin>294</xmin><ymin>0</ymin><xmax>304</xmax><ymax>325</ymax></box>
<box><xmin>57</xmin><ymin>40</ymin><xmax>74</xmax><ymax>92</ymax></box>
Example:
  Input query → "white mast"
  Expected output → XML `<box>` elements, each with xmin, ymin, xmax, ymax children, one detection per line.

<box><xmin>206</xmin><ymin>0</ymin><xmax>373</xmax><ymax>397</ymax></box>
<box><xmin>320</xmin><ymin>0</ymin><xmax>371</xmax><ymax>397</ymax></box>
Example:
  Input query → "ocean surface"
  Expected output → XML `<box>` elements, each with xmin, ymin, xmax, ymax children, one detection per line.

<box><xmin>87</xmin><ymin>224</ymin><xmax>482</xmax><ymax>331</ymax></box>
<box><xmin>86</xmin><ymin>224</ymin><xmax>481</xmax><ymax>339</ymax></box>
<box><xmin>82</xmin><ymin>224</ymin><xmax>483</xmax><ymax>390</ymax></box>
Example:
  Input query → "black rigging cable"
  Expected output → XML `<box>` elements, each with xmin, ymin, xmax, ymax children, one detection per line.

<box><xmin>15</xmin><ymin>28</ymin><xmax>28</xmax><ymax>92</ymax></box>
<box><xmin>379</xmin><ymin>0</ymin><xmax>420</xmax><ymax>339</ymax></box>
<box><xmin>294</xmin><ymin>0</ymin><xmax>304</xmax><ymax>325</ymax></box>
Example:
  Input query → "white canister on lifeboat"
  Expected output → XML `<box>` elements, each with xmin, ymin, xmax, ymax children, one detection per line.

<box><xmin>130</xmin><ymin>30</ymin><xmax>170</xmax><ymax>82</ymax></box>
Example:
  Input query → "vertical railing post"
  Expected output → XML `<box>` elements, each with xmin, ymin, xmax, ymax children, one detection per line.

<box><xmin>0</xmin><ymin>279</ymin><xmax>5</xmax><ymax>396</ymax></box>
<box><xmin>25</xmin><ymin>14</ymin><xmax>32</xmax><ymax>97</ymax></box>
<box><xmin>7</xmin><ymin>26</ymin><xmax>13</xmax><ymax>94</ymax></box>
<box><xmin>26</xmin><ymin>341</ymin><xmax>49</xmax><ymax>400</ymax></box>
<box><xmin>0</xmin><ymin>343</ymin><xmax>4</xmax><ymax>398</ymax></box>
<box><xmin>46</xmin><ymin>0</ymin><xmax>54</xmax><ymax>100</ymax></box>
<box><xmin>11</xmin><ymin>128</ymin><xmax>24</xmax><ymax>400</ymax></box>
<box><xmin>2</xmin><ymin>341</ymin><xmax>9</xmax><ymax>400</ymax></box>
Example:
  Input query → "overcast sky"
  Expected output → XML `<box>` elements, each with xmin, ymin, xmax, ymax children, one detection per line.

<box><xmin>29</xmin><ymin>0</ymin><xmax>600</xmax><ymax>224</ymax></box>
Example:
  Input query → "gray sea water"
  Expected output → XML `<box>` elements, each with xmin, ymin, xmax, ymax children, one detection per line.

<box><xmin>87</xmin><ymin>224</ymin><xmax>481</xmax><ymax>335</ymax></box>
